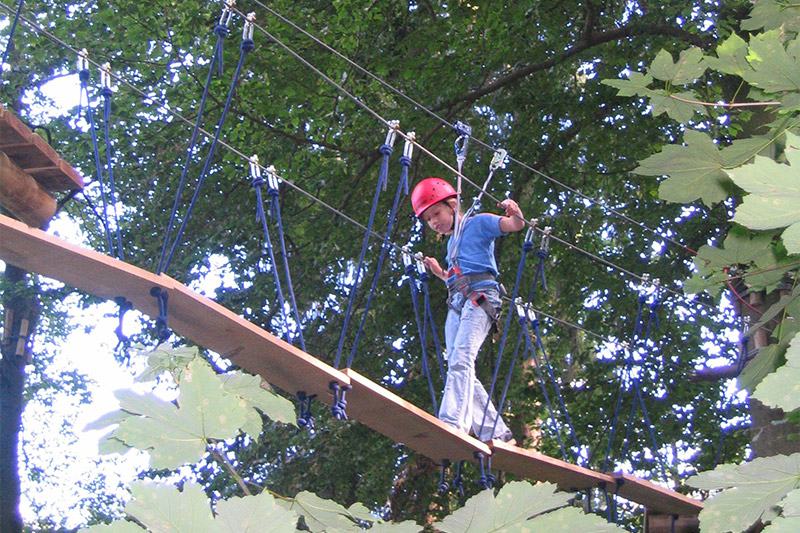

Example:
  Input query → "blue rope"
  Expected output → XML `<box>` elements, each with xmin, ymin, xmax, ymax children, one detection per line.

<box><xmin>251</xmin><ymin>177</ymin><xmax>290</xmax><ymax>343</ymax></box>
<box><xmin>477</xmin><ymin>236</ymin><xmax>532</xmax><ymax>439</ymax></box>
<box><xmin>405</xmin><ymin>261</ymin><xmax>439</xmax><ymax>413</ymax></box>
<box><xmin>420</xmin><ymin>270</ymin><xmax>445</xmax><ymax>379</ymax></box>
<box><xmin>329</xmin><ymin>381</ymin><xmax>352</xmax><ymax>420</ymax></box>
<box><xmin>157</xmin><ymin>25</ymin><xmax>228</xmax><ymax>275</ymax></box>
<box><xmin>269</xmin><ymin>185</ymin><xmax>307</xmax><ymax>352</ymax></box>
<box><xmin>79</xmin><ymin>71</ymin><xmax>114</xmax><ymax>256</ymax></box>
<box><xmin>160</xmin><ymin>36</ymin><xmax>253</xmax><ymax>276</ymax></box>
<box><xmin>522</xmin><ymin>319</ymin><xmax>568</xmax><ymax>460</ymax></box>
<box><xmin>101</xmin><ymin>85</ymin><xmax>124</xmax><ymax>260</ymax></box>
<box><xmin>333</xmin><ymin>144</ymin><xmax>393</xmax><ymax>369</ymax></box>
<box><xmin>345</xmin><ymin>153</ymin><xmax>409</xmax><ymax>368</ymax></box>
<box><xmin>1</xmin><ymin>0</ymin><xmax>24</xmax><ymax>73</ymax></box>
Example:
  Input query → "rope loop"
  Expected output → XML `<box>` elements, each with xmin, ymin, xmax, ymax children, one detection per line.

<box><xmin>329</xmin><ymin>381</ymin><xmax>351</xmax><ymax>420</ymax></box>
<box><xmin>149</xmin><ymin>287</ymin><xmax>171</xmax><ymax>342</ymax></box>
<box><xmin>535</xmin><ymin>248</ymin><xmax>548</xmax><ymax>261</ymax></box>
<box><xmin>474</xmin><ymin>451</ymin><xmax>489</xmax><ymax>489</ymax></box>
<box><xmin>113</xmin><ymin>296</ymin><xmax>133</xmax><ymax>349</ymax></box>
<box><xmin>452</xmin><ymin>461</ymin><xmax>465</xmax><ymax>496</ymax></box>
<box><xmin>295</xmin><ymin>391</ymin><xmax>316</xmax><ymax>430</ymax></box>
<box><xmin>438</xmin><ymin>459</ymin><xmax>451</xmax><ymax>494</ymax></box>
<box><xmin>453</xmin><ymin>120</ymin><xmax>471</xmax><ymax>161</ymax></box>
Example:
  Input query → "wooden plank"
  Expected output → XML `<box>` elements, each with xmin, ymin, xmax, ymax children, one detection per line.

<box><xmin>614</xmin><ymin>474</ymin><xmax>702</xmax><ymax>516</ymax></box>
<box><xmin>0</xmin><ymin>104</ymin><xmax>84</xmax><ymax>192</ymax></box>
<box><xmin>0</xmin><ymin>151</ymin><xmax>57</xmax><ymax>227</ymax></box>
<box><xmin>489</xmin><ymin>439</ymin><xmax>615</xmax><ymax>492</ymax></box>
<box><xmin>343</xmin><ymin>368</ymin><xmax>491</xmax><ymax>464</ymax></box>
<box><xmin>0</xmin><ymin>214</ymin><xmax>346</xmax><ymax>405</ymax></box>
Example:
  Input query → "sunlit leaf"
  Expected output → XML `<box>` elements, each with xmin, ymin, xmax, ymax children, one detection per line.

<box><xmin>754</xmin><ymin>333</ymin><xmax>800</xmax><ymax>411</ymax></box>
<box><xmin>706</xmin><ymin>33</ymin><xmax>750</xmax><ymax>76</ymax></box>
<box><xmin>741</xmin><ymin>0</ymin><xmax>800</xmax><ymax>33</ymax></box>
<box><xmin>219</xmin><ymin>370</ymin><xmax>297</xmax><ymax>431</ymax></box>
<box><xmin>743</xmin><ymin>31</ymin><xmax>800</xmax><ymax>93</ymax></box>
<box><xmin>214</xmin><ymin>490</ymin><xmax>298</xmax><ymax>532</ymax></box>
<box><xmin>688</xmin><ymin>454</ymin><xmax>800</xmax><ymax>533</ymax></box>
<box><xmin>434</xmin><ymin>482</ymin><xmax>572</xmax><ymax>532</ymax></box>
<box><xmin>278</xmin><ymin>491</ymin><xmax>373</xmax><ymax>531</ymax></box>
<box><xmin>136</xmin><ymin>343</ymin><xmax>199</xmax><ymax>383</ymax></box>
<box><xmin>601</xmin><ymin>71</ymin><xmax>653</xmax><ymax>96</ymax></box>
<box><xmin>782</xmin><ymin>223</ymin><xmax>800</xmax><ymax>254</ymax></box>
<box><xmin>126</xmin><ymin>481</ymin><xmax>213</xmax><ymax>533</ymax></box>
<box><xmin>636</xmin><ymin>130</ymin><xmax>733</xmax><ymax>205</ymax></box>
<box><xmin>527</xmin><ymin>507</ymin><xmax>625</xmax><ymax>532</ymax></box>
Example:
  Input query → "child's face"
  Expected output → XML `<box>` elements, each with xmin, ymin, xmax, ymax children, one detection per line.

<box><xmin>421</xmin><ymin>201</ymin><xmax>454</xmax><ymax>235</ymax></box>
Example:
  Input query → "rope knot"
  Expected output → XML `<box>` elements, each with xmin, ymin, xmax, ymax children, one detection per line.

<box><xmin>535</xmin><ymin>248</ymin><xmax>548</xmax><ymax>260</ymax></box>
<box><xmin>523</xmin><ymin>241</ymin><xmax>535</xmax><ymax>252</ymax></box>
<box><xmin>250</xmin><ymin>176</ymin><xmax>264</xmax><ymax>189</ymax></box>
<box><xmin>100</xmin><ymin>86</ymin><xmax>113</xmax><ymax>99</ymax></box>
<box><xmin>399</xmin><ymin>155</ymin><xmax>411</xmax><ymax>167</ymax></box>
<box><xmin>214</xmin><ymin>24</ymin><xmax>230</xmax><ymax>38</ymax></box>
<box><xmin>241</xmin><ymin>39</ymin><xmax>255</xmax><ymax>53</ymax></box>
<box><xmin>78</xmin><ymin>69</ymin><xmax>90</xmax><ymax>83</ymax></box>
<box><xmin>379</xmin><ymin>144</ymin><xmax>393</xmax><ymax>157</ymax></box>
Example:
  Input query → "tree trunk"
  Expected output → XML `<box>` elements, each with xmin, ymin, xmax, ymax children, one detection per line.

<box><xmin>0</xmin><ymin>264</ymin><xmax>38</xmax><ymax>533</ymax></box>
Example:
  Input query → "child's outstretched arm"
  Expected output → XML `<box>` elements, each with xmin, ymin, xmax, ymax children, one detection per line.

<box><xmin>498</xmin><ymin>199</ymin><xmax>525</xmax><ymax>233</ymax></box>
<box><xmin>423</xmin><ymin>256</ymin><xmax>448</xmax><ymax>282</ymax></box>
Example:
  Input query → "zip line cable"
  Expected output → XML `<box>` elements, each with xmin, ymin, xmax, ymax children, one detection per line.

<box><xmin>3</xmin><ymin>4</ymin><xmax>715</xmax><ymax>350</ymax></box>
<box><xmin>244</xmin><ymin>0</ymin><xmax>698</xmax><ymax>257</ymax></box>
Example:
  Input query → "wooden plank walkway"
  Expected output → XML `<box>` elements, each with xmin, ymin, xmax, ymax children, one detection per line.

<box><xmin>0</xmin><ymin>214</ymin><xmax>702</xmax><ymax>516</ymax></box>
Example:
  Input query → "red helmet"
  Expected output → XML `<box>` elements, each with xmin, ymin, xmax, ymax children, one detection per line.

<box><xmin>410</xmin><ymin>177</ymin><xmax>457</xmax><ymax>217</ymax></box>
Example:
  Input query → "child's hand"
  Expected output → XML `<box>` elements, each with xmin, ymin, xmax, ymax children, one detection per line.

<box><xmin>423</xmin><ymin>256</ymin><xmax>447</xmax><ymax>281</ymax></box>
<box><xmin>498</xmin><ymin>199</ymin><xmax>526</xmax><ymax>233</ymax></box>
<box><xmin>498</xmin><ymin>199</ymin><xmax>522</xmax><ymax>217</ymax></box>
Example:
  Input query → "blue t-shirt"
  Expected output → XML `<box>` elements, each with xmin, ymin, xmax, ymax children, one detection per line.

<box><xmin>446</xmin><ymin>213</ymin><xmax>504</xmax><ymax>276</ymax></box>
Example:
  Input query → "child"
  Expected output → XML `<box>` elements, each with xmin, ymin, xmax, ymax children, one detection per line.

<box><xmin>411</xmin><ymin>176</ymin><xmax>525</xmax><ymax>443</ymax></box>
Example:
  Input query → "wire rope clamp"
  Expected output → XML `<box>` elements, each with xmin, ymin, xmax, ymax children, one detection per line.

<box><xmin>77</xmin><ymin>48</ymin><xmax>90</xmax><ymax>82</ymax></box>
<box><xmin>401</xmin><ymin>246</ymin><xmax>415</xmax><ymax>276</ymax></box>
<box><xmin>523</xmin><ymin>218</ymin><xmax>538</xmax><ymax>246</ymax></box>
<box><xmin>541</xmin><ymin>226</ymin><xmax>552</xmax><ymax>252</ymax></box>
<box><xmin>248</xmin><ymin>154</ymin><xmax>263</xmax><ymax>186</ymax></box>
<box><xmin>402</xmin><ymin>131</ymin><xmax>416</xmax><ymax>161</ymax></box>
<box><xmin>265</xmin><ymin>164</ymin><xmax>281</xmax><ymax>194</ymax></box>
<box><xmin>384</xmin><ymin>120</ymin><xmax>400</xmax><ymax>148</ymax></box>
<box><xmin>242</xmin><ymin>12</ymin><xmax>256</xmax><ymax>49</ymax></box>
<box><xmin>219</xmin><ymin>0</ymin><xmax>236</xmax><ymax>27</ymax></box>
<box><xmin>100</xmin><ymin>62</ymin><xmax>112</xmax><ymax>89</ymax></box>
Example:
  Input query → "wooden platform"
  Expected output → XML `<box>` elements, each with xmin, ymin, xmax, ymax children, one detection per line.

<box><xmin>344</xmin><ymin>368</ymin><xmax>491</xmax><ymax>463</ymax></box>
<box><xmin>0</xmin><ymin>103</ymin><xmax>84</xmax><ymax>192</ymax></box>
<box><xmin>0</xmin><ymin>213</ymin><xmax>703</xmax><ymax>516</ymax></box>
<box><xmin>0</xmin><ymin>214</ymin><xmax>346</xmax><ymax>405</ymax></box>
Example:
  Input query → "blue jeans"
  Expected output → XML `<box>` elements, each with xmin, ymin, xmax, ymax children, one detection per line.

<box><xmin>438</xmin><ymin>285</ymin><xmax>511</xmax><ymax>441</ymax></box>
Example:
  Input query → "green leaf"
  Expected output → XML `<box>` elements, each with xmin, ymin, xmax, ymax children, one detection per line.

<box><xmin>650</xmin><ymin>91</ymin><xmax>706</xmax><ymax>123</ymax></box>
<box><xmin>125</xmin><ymin>481</ymin><xmax>213</xmax><ymax>533</ymax></box>
<box><xmin>526</xmin><ymin>507</ymin><xmax>625</xmax><ymax>532</ymax></box>
<box><xmin>434</xmin><ymin>482</ymin><xmax>571</xmax><ymax>532</ymax></box>
<box><xmin>106</xmin><ymin>359</ymin><xmax>248</xmax><ymax>469</ymax></box>
<box><xmin>688</xmin><ymin>454</ymin><xmax>800</xmax><ymax>533</ymax></box>
<box><xmin>279</xmin><ymin>491</ymin><xmax>373</xmax><ymax>531</ymax></box>
<box><xmin>779</xmin><ymin>487</ymin><xmax>800</xmax><ymax>516</ymax></box>
<box><xmin>744</xmin><ymin>286</ymin><xmax>800</xmax><ymax>338</ymax></box>
<box><xmin>601</xmin><ymin>72</ymin><xmax>653</xmax><ymax>97</ymax></box>
<box><xmin>649</xmin><ymin>47</ymin><xmax>706</xmax><ymax>85</ymax></box>
<box><xmin>739</xmin><ymin>343</ymin><xmax>786</xmax><ymax>393</ymax></box>
<box><xmin>636</xmin><ymin>130</ymin><xmax>733</xmax><ymax>205</ymax></box>
<box><xmin>728</xmin><ymin>145</ymin><xmax>800</xmax><ymax>231</ymax></box>
<box><xmin>742</xmin><ymin>2</ymin><xmax>800</xmax><ymax>35</ymax></box>
<box><xmin>81</xmin><ymin>520</ymin><xmax>145</xmax><ymax>532</ymax></box>
<box><xmin>747</xmin><ymin>251</ymin><xmax>798</xmax><ymax>293</ymax></box>
<box><xmin>754</xmin><ymin>332</ymin><xmax>800</xmax><ymax>411</ymax></box>
<box><xmin>706</xmin><ymin>33</ymin><xmax>750</xmax><ymax>77</ymax></box>
<box><xmin>782</xmin><ymin>222</ymin><xmax>800</xmax><ymax>254</ymax></box>
<box><xmin>214</xmin><ymin>490</ymin><xmax>299</xmax><ymax>532</ymax></box>
<box><xmin>219</xmin><ymin>370</ymin><xmax>297</xmax><ymax>431</ymax></box>
<box><xmin>763</xmin><ymin>516</ymin><xmax>800</xmax><ymax>532</ymax></box>
<box><xmin>743</xmin><ymin>31</ymin><xmax>800</xmax><ymax>93</ymax></box>
<box><xmin>136</xmin><ymin>343</ymin><xmax>199</xmax><ymax>383</ymax></box>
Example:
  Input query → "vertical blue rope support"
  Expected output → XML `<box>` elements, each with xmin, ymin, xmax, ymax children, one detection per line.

<box><xmin>1</xmin><ymin>0</ymin><xmax>24</xmax><ymax>73</ymax></box>
<box><xmin>266</xmin><ymin>165</ymin><xmax>307</xmax><ymax>352</ymax></box>
<box><xmin>522</xmin><ymin>316</ymin><xmax>568</xmax><ymax>461</ymax></box>
<box><xmin>249</xmin><ymin>157</ymin><xmax>290</xmax><ymax>344</ymax></box>
<box><xmin>157</xmin><ymin>3</ymin><xmax>232</xmax><ymax>274</ymax></box>
<box><xmin>77</xmin><ymin>51</ymin><xmax>114</xmax><ymax>256</ymax></box>
<box><xmin>403</xmin><ymin>249</ymin><xmax>439</xmax><ymax>413</ymax></box>
<box><xmin>346</xmin><ymin>131</ymin><xmax>411</xmax><ymax>368</ymax></box>
<box><xmin>477</xmin><ymin>226</ymin><xmax>534</xmax><ymax>439</ymax></box>
<box><xmin>160</xmin><ymin>17</ymin><xmax>253</xmax><ymax>275</ymax></box>
<box><xmin>333</xmin><ymin>122</ymin><xmax>398</xmax><ymax>369</ymax></box>
<box><xmin>420</xmin><ymin>263</ymin><xmax>444</xmax><ymax>379</ymax></box>
<box><xmin>100</xmin><ymin>64</ymin><xmax>124</xmax><ymax>260</ymax></box>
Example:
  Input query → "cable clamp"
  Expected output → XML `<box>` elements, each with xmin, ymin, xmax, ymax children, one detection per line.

<box><xmin>524</xmin><ymin>218</ymin><xmax>538</xmax><ymax>245</ymax></box>
<box><xmin>265</xmin><ymin>164</ymin><xmax>281</xmax><ymax>193</ymax></box>
<box><xmin>541</xmin><ymin>226</ymin><xmax>552</xmax><ymax>252</ymax></box>
<box><xmin>100</xmin><ymin>62</ymin><xmax>112</xmax><ymax>89</ymax></box>
<box><xmin>489</xmin><ymin>148</ymin><xmax>507</xmax><ymax>172</ymax></box>
<box><xmin>243</xmin><ymin>12</ymin><xmax>256</xmax><ymax>41</ymax></box>
<box><xmin>219</xmin><ymin>0</ymin><xmax>236</xmax><ymax>27</ymax></box>
<box><xmin>414</xmin><ymin>253</ymin><xmax>427</xmax><ymax>277</ymax></box>
<box><xmin>384</xmin><ymin>120</ymin><xmax>400</xmax><ymax>147</ymax></box>
<box><xmin>77</xmin><ymin>48</ymin><xmax>89</xmax><ymax>72</ymax></box>
<box><xmin>249</xmin><ymin>154</ymin><xmax>261</xmax><ymax>179</ymax></box>
<box><xmin>403</xmin><ymin>131</ymin><xmax>416</xmax><ymax>160</ymax></box>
